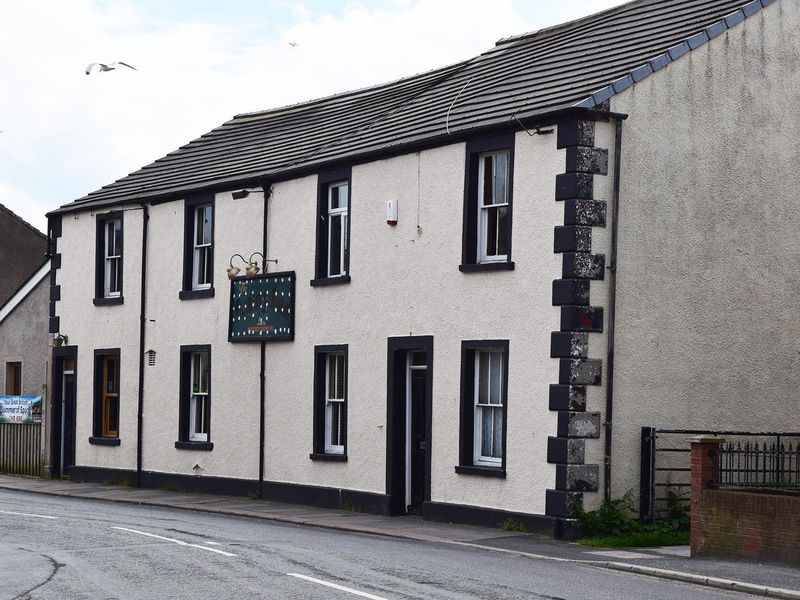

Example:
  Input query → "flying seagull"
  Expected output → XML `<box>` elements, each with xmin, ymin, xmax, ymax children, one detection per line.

<box><xmin>86</xmin><ymin>62</ymin><xmax>137</xmax><ymax>75</ymax></box>
<box><xmin>288</xmin><ymin>42</ymin><xmax>299</xmax><ymax>47</ymax></box>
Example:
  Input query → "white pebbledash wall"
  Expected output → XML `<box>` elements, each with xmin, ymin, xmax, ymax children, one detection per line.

<box><xmin>57</xmin><ymin>123</ymin><xmax>596</xmax><ymax>515</ymax></box>
<box><xmin>610</xmin><ymin>0</ymin><xmax>800</xmax><ymax>500</ymax></box>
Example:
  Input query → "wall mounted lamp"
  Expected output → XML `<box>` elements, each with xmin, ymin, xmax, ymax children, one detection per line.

<box><xmin>231</xmin><ymin>189</ymin><xmax>265</xmax><ymax>200</ymax></box>
<box><xmin>227</xmin><ymin>251</ymin><xmax>278</xmax><ymax>280</ymax></box>
<box><xmin>54</xmin><ymin>333</ymin><xmax>68</xmax><ymax>347</ymax></box>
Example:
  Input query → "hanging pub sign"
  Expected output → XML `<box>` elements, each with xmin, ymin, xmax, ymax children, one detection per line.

<box><xmin>229</xmin><ymin>271</ymin><xmax>295</xmax><ymax>342</ymax></box>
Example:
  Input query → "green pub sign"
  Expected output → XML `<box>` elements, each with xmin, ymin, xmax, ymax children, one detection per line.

<box><xmin>229</xmin><ymin>271</ymin><xmax>295</xmax><ymax>342</ymax></box>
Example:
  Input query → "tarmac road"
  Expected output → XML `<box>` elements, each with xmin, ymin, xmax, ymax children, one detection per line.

<box><xmin>0</xmin><ymin>489</ymin><xmax>762</xmax><ymax>600</ymax></box>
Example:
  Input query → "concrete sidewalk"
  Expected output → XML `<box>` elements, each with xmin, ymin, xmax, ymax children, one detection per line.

<box><xmin>1</xmin><ymin>474</ymin><xmax>798</xmax><ymax>599</ymax></box>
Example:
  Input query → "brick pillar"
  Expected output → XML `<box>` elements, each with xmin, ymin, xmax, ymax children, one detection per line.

<box><xmin>690</xmin><ymin>435</ymin><xmax>725</xmax><ymax>556</ymax></box>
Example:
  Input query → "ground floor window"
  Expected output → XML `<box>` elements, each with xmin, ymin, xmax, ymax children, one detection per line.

<box><xmin>92</xmin><ymin>349</ymin><xmax>120</xmax><ymax>440</ymax></box>
<box><xmin>178</xmin><ymin>345</ymin><xmax>212</xmax><ymax>448</ymax></box>
<box><xmin>5</xmin><ymin>362</ymin><xmax>21</xmax><ymax>395</ymax></box>
<box><xmin>311</xmin><ymin>345</ymin><xmax>348</xmax><ymax>459</ymax></box>
<box><xmin>457</xmin><ymin>340</ymin><xmax>509</xmax><ymax>475</ymax></box>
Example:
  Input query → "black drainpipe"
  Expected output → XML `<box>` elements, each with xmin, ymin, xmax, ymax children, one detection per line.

<box><xmin>604</xmin><ymin>117</ymin><xmax>624</xmax><ymax>504</ymax></box>
<box><xmin>258</xmin><ymin>180</ymin><xmax>271</xmax><ymax>497</ymax></box>
<box><xmin>137</xmin><ymin>203</ymin><xmax>150</xmax><ymax>488</ymax></box>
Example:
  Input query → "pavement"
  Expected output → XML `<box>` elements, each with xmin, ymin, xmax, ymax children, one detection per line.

<box><xmin>1</xmin><ymin>474</ymin><xmax>798</xmax><ymax>599</ymax></box>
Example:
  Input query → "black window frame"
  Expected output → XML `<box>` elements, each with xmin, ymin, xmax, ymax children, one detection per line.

<box><xmin>176</xmin><ymin>344</ymin><xmax>213</xmax><ymax>451</ymax></box>
<box><xmin>180</xmin><ymin>193</ymin><xmax>215</xmax><ymax>300</ymax></box>
<box><xmin>309</xmin><ymin>344</ymin><xmax>348</xmax><ymax>461</ymax></box>
<box><xmin>460</xmin><ymin>133</ymin><xmax>516</xmax><ymax>273</ymax></box>
<box><xmin>94</xmin><ymin>211</ymin><xmax>124</xmax><ymax>305</ymax></box>
<box><xmin>456</xmin><ymin>339</ymin><xmax>509</xmax><ymax>477</ymax></box>
<box><xmin>89</xmin><ymin>348</ymin><xmax>121</xmax><ymax>446</ymax></box>
<box><xmin>311</xmin><ymin>167</ymin><xmax>352</xmax><ymax>287</ymax></box>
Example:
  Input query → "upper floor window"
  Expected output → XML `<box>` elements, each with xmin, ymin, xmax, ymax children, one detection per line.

<box><xmin>94</xmin><ymin>213</ymin><xmax>123</xmax><ymax>305</ymax></box>
<box><xmin>311</xmin><ymin>168</ymin><xmax>351</xmax><ymax>286</ymax></box>
<box><xmin>460</xmin><ymin>134</ymin><xmax>515</xmax><ymax>273</ymax></box>
<box><xmin>181</xmin><ymin>194</ymin><xmax>214</xmax><ymax>300</ymax></box>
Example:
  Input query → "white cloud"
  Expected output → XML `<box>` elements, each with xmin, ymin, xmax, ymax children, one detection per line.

<box><xmin>0</xmin><ymin>0</ymin><xmax>624</xmax><ymax>232</ymax></box>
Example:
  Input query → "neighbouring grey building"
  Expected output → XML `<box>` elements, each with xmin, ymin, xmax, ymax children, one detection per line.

<box><xmin>46</xmin><ymin>0</ymin><xmax>800</xmax><ymax>537</ymax></box>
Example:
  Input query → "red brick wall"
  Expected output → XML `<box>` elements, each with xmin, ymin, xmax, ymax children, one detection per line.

<box><xmin>690</xmin><ymin>437</ymin><xmax>800</xmax><ymax>565</ymax></box>
<box><xmin>693</xmin><ymin>489</ymin><xmax>800</xmax><ymax>565</ymax></box>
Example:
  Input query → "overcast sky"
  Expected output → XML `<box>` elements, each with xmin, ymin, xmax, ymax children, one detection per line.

<box><xmin>0</xmin><ymin>0</ymin><xmax>627</xmax><ymax>233</ymax></box>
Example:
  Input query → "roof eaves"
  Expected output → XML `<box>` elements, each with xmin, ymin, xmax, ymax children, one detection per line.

<box><xmin>572</xmin><ymin>0</ymin><xmax>776</xmax><ymax>110</ymax></box>
<box><xmin>0</xmin><ymin>262</ymin><xmax>49</xmax><ymax>326</ymax></box>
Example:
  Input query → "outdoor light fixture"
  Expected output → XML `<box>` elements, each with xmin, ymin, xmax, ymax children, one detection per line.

<box><xmin>231</xmin><ymin>189</ymin><xmax>265</xmax><ymax>200</ymax></box>
<box><xmin>227</xmin><ymin>251</ymin><xmax>278</xmax><ymax>280</ymax></box>
<box><xmin>54</xmin><ymin>333</ymin><xmax>68</xmax><ymax>347</ymax></box>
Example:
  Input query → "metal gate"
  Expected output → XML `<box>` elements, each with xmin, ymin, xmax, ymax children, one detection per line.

<box><xmin>639</xmin><ymin>428</ymin><xmax>800</xmax><ymax>522</ymax></box>
<box><xmin>0</xmin><ymin>423</ymin><xmax>43</xmax><ymax>476</ymax></box>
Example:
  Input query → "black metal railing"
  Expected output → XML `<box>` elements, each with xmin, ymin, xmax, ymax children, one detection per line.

<box><xmin>639</xmin><ymin>428</ymin><xmax>800</xmax><ymax>522</ymax></box>
<box><xmin>721</xmin><ymin>440</ymin><xmax>800</xmax><ymax>490</ymax></box>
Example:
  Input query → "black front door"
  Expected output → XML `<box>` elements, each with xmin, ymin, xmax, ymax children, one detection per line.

<box><xmin>51</xmin><ymin>348</ymin><xmax>77</xmax><ymax>477</ymax></box>
<box><xmin>62</xmin><ymin>371</ymin><xmax>76</xmax><ymax>471</ymax></box>
<box><xmin>409</xmin><ymin>353</ymin><xmax>428</xmax><ymax>514</ymax></box>
<box><xmin>386</xmin><ymin>336</ymin><xmax>433</xmax><ymax>516</ymax></box>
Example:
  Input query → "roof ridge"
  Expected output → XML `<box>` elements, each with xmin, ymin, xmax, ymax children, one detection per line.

<box><xmin>230</xmin><ymin>58</ymin><xmax>472</xmax><ymax>122</ymax></box>
<box><xmin>0</xmin><ymin>202</ymin><xmax>46</xmax><ymax>238</ymax></box>
<box><xmin>495</xmin><ymin>0</ymin><xmax>648</xmax><ymax>47</ymax></box>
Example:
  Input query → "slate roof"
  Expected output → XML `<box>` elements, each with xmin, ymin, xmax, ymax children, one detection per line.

<box><xmin>56</xmin><ymin>0</ymin><xmax>775</xmax><ymax>214</ymax></box>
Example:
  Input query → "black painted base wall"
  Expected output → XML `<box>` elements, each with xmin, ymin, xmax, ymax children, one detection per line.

<box><xmin>423</xmin><ymin>500</ymin><xmax>580</xmax><ymax>540</ymax></box>
<box><xmin>66</xmin><ymin>466</ymin><xmax>389</xmax><ymax>515</ymax></box>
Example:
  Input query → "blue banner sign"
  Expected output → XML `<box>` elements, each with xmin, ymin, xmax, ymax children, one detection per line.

<box><xmin>229</xmin><ymin>271</ymin><xmax>295</xmax><ymax>342</ymax></box>
<box><xmin>0</xmin><ymin>396</ymin><xmax>42</xmax><ymax>424</ymax></box>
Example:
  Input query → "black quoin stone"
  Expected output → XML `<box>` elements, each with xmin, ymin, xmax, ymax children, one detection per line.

<box><xmin>555</xmin><ymin>172</ymin><xmax>594</xmax><ymax>201</ymax></box>
<box><xmin>564</xmin><ymin>200</ymin><xmax>607</xmax><ymax>227</ymax></box>
<box><xmin>556</xmin><ymin>119</ymin><xmax>595</xmax><ymax>149</ymax></box>
<box><xmin>554</xmin><ymin>226</ymin><xmax>592</xmax><ymax>253</ymax></box>
<box><xmin>552</xmin><ymin>279</ymin><xmax>590</xmax><ymax>306</ymax></box>
<box><xmin>565</xmin><ymin>146</ymin><xmax>609</xmax><ymax>175</ymax></box>
<box><xmin>549</xmin><ymin>384</ymin><xmax>587</xmax><ymax>412</ymax></box>
<box><xmin>560</xmin><ymin>306</ymin><xmax>604</xmax><ymax>332</ymax></box>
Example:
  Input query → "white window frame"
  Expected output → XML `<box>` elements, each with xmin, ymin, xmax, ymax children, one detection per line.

<box><xmin>192</xmin><ymin>204</ymin><xmax>212</xmax><ymax>290</ymax></box>
<box><xmin>189</xmin><ymin>351</ymin><xmax>209</xmax><ymax>442</ymax></box>
<box><xmin>477</xmin><ymin>150</ymin><xmax>510</xmax><ymax>263</ymax></box>
<box><xmin>326</xmin><ymin>181</ymin><xmax>349</xmax><ymax>277</ymax></box>
<box><xmin>104</xmin><ymin>218</ymin><xmax>122</xmax><ymax>297</ymax></box>
<box><xmin>473</xmin><ymin>349</ymin><xmax>504</xmax><ymax>466</ymax></box>
<box><xmin>324</xmin><ymin>352</ymin><xmax>345</xmax><ymax>454</ymax></box>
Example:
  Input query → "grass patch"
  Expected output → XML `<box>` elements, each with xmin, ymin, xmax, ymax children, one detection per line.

<box><xmin>500</xmin><ymin>518</ymin><xmax>531</xmax><ymax>533</ymax></box>
<box><xmin>572</xmin><ymin>488</ymin><xmax>690</xmax><ymax>548</ymax></box>
<box><xmin>579</xmin><ymin>529</ymin><xmax>689</xmax><ymax>548</ymax></box>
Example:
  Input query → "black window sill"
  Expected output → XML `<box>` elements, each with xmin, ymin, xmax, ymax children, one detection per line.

<box><xmin>89</xmin><ymin>436</ymin><xmax>121</xmax><ymax>446</ymax></box>
<box><xmin>309</xmin><ymin>452</ymin><xmax>347</xmax><ymax>462</ymax></box>
<box><xmin>93</xmin><ymin>297</ymin><xmax>124</xmax><ymax>306</ymax></box>
<box><xmin>310</xmin><ymin>275</ymin><xmax>351</xmax><ymax>287</ymax></box>
<box><xmin>179</xmin><ymin>288</ymin><xmax>215</xmax><ymax>300</ymax></box>
<box><xmin>175</xmin><ymin>441</ymin><xmax>214</xmax><ymax>451</ymax></box>
<box><xmin>455</xmin><ymin>465</ymin><xmax>506</xmax><ymax>478</ymax></box>
<box><xmin>459</xmin><ymin>262</ymin><xmax>515</xmax><ymax>273</ymax></box>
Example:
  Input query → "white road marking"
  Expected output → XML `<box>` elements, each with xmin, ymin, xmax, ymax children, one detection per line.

<box><xmin>112</xmin><ymin>526</ymin><xmax>237</xmax><ymax>557</ymax></box>
<box><xmin>0</xmin><ymin>509</ymin><xmax>56</xmax><ymax>520</ymax></box>
<box><xmin>288</xmin><ymin>573</ymin><xmax>388</xmax><ymax>600</ymax></box>
<box><xmin>203</xmin><ymin>541</ymin><xmax>219</xmax><ymax>545</ymax></box>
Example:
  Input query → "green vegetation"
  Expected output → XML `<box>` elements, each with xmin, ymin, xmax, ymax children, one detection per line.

<box><xmin>500</xmin><ymin>518</ymin><xmax>531</xmax><ymax>533</ymax></box>
<box><xmin>572</xmin><ymin>488</ymin><xmax>690</xmax><ymax>547</ymax></box>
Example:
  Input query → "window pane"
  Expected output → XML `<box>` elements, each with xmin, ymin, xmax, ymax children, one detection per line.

<box><xmin>202</xmin><ymin>206</ymin><xmax>212</xmax><ymax>244</ymax></box>
<box><xmin>108</xmin><ymin>258</ymin><xmax>119</xmax><ymax>293</ymax></box>
<box><xmin>328</xmin><ymin>215</ymin><xmax>342</xmax><ymax>276</ymax></box>
<box><xmin>330</xmin><ymin>402</ymin><xmax>342</xmax><ymax>446</ymax></box>
<box><xmin>490</xmin><ymin>352</ymin><xmax>502</xmax><ymax>404</ymax></box>
<box><xmin>200</xmin><ymin>352</ymin><xmax>209</xmax><ymax>392</ymax></box>
<box><xmin>330</xmin><ymin>182</ymin><xmax>349</xmax><ymax>210</ymax></box>
<box><xmin>497</xmin><ymin>206</ymin><xmax>508</xmax><ymax>256</ymax></box>
<box><xmin>481</xmin><ymin>407</ymin><xmax>493</xmax><ymax>456</ymax></box>
<box><xmin>485</xmin><ymin>207</ymin><xmax>498</xmax><ymax>256</ymax></box>
<box><xmin>106</xmin><ymin>358</ymin><xmax>117</xmax><ymax>393</ymax></box>
<box><xmin>193</xmin><ymin>396</ymin><xmax>206</xmax><ymax>434</ymax></box>
<box><xmin>336</xmin><ymin>355</ymin><xmax>345</xmax><ymax>399</ymax></box>
<box><xmin>327</xmin><ymin>355</ymin><xmax>336</xmax><ymax>398</ymax></box>
<box><xmin>493</xmin><ymin>407</ymin><xmax>503</xmax><ymax>458</ymax></box>
<box><xmin>482</xmin><ymin>156</ymin><xmax>494</xmax><ymax>206</ymax></box>
<box><xmin>108</xmin><ymin>397</ymin><xmax>119</xmax><ymax>433</ymax></box>
<box><xmin>494</xmin><ymin>152</ymin><xmax>508</xmax><ymax>203</ymax></box>
<box><xmin>478</xmin><ymin>352</ymin><xmax>489</xmax><ymax>404</ymax></box>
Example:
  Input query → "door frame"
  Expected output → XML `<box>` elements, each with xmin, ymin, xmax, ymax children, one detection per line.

<box><xmin>386</xmin><ymin>336</ymin><xmax>433</xmax><ymax>516</ymax></box>
<box><xmin>50</xmin><ymin>346</ymin><xmax>77</xmax><ymax>478</ymax></box>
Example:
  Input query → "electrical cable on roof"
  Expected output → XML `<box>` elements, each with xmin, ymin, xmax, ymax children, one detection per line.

<box><xmin>445</xmin><ymin>77</ymin><xmax>475</xmax><ymax>135</ymax></box>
